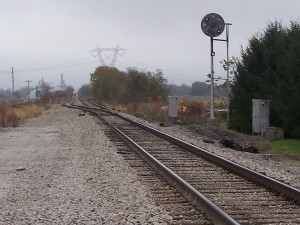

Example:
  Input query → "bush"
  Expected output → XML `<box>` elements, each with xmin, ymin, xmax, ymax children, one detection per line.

<box><xmin>178</xmin><ymin>98</ymin><xmax>208</xmax><ymax>125</ymax></box>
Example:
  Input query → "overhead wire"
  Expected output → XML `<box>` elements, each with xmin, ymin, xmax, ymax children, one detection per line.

<box><xmin>0</xmin><ymin>58</ymin><xmax>99</xmax><ymax>89</ymax></box>
<box><xmin>0</xmin><ymin>54</ymin><xmax>203</xmax><ymax>89</ymax></box>
<box><xmin>15</xmin><ymin>58</ymin><xmax>98</xmax><ymax>73</ymax></box>
<box><xmin>119</xmin><ymin>56</ymin><xmax>199</xmax><ymax>83</ymax></box>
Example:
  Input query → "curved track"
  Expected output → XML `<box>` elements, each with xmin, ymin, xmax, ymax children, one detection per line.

<box><xmin>64</xmin><ymin>98</ymin><xmax>300</xmax><ymax>225</ymax></box>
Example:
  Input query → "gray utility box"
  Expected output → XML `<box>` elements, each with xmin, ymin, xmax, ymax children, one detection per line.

<box><xmin>252</xmin><ymin>99</ymin><xmax>270</xmax><ymax>133</ymax></box>
<box><xmin>261</xmin><ymin>127</ymin><xmax>284</xmax><ymax>140</ymax></box>
<box><xmin>168</xmin><ymin>96</ymin><xmax>178</xmax><ymax>118</ymax></box>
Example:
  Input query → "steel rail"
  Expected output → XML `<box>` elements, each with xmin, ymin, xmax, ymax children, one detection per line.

<box><xmin>115</xmin><ymin>113</ymin><xmax>300</xmax><ymax>202</ymax></box>
<box><xmin>94</xmin><ymin>109</ymin><xmax>240</xmax><ymax>225</ymax></box>
<box><xmin>65</xmin><ymin>100</ymin><xmax>300</xmax><ymax>223</ymax></box>
<box><xmin>65</xmin><ymin>102</ymin><xmax>239</xmax><ymax>225</ymax></box>
<box><xmin>75</xmin><ymin>100</ymin><xmax>300</xmax><ymax>202</ymax></box>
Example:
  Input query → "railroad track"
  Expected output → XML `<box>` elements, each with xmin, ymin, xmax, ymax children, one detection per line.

<box><xmin>64</xmin><ymin>98</ymin><xmax>300</xmax><ymax>224</ymax></box>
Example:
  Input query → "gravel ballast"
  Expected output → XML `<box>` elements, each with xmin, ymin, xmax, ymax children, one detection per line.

<box><xmin>0</xmin><ymin>105</ymin><xmax>172</xmax><ymax>224</ymax></box>
<box><xmin>121</xmin><ymin>113</ymin><xmax>300</xmax><ymax>189</ymax></box>
<box><xmin>1</xmin><ymin>104</ymin><xmax>299</xmax><ymax>224</ymax></box>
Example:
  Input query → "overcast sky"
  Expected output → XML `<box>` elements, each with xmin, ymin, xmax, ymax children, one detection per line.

<box><xmin>0</xmin><ymin>0</ymin><xmax>299</xmax><ymax>90</ymax></box>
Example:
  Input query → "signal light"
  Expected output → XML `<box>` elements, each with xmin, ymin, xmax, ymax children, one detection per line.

<box><xmin>201</xmin><ymin>13</ymin><xmax>225</xmax><ymax>37</ymax></box>
<box><xmin>211</xmin><ymin>51</ymin><xmax>215</xmax><ymax>56</ymax></box>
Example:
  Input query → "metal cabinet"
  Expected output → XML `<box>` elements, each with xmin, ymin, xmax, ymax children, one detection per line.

<box><xmin>252</xmin><ymin>99</ymin><xmax>270</xmax><ymax>133</ymax></box>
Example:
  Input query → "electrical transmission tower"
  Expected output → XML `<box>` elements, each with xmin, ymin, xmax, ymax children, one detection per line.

<box><xmin>90</xmin><ymin>45</ymin><xmax>126</xmax><ymax>66</ymax></box>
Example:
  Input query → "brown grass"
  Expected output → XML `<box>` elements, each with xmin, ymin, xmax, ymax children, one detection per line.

<box><xmin>14</xmin><ymin>103</ymin><xmax>46</xmax><ymax>119</ymax></box>
<box><xmin>178</xmin><ymin>98</ymin><xmax>208</xmax><ymax>125</ymax></box>
<box><xmin>126</xmin><ymin>98</ymin><xmax>169</xmax><ymax>122</ymax></box>
<box><xmin>103</xmin><ymin>97</ymin><xmax>209</xmax><ymax>125</ymax></box>
<box><xmin>0</xmin><ymin>101</ymin><xmax>49</xmax><ymax>128</ymax></box>
<box><xmin>0</xmin><ymin>103</ymin><xmax>7</xmax><ymax>127</ymax></box>
<box><xmin>104</xmin><ymin>100</ymin><xmax>128</xmax><ymax>112</ymax></box>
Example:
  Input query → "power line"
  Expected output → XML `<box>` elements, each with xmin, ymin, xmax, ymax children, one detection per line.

<box><xmin>119</xmin><ymin>56</ymin><xmax>198</xmax><ymax>83</ymax></box>
<box><xmin>0</xmin><ymin>70</ymin><xmax>11</xmax><ymax>74</ymax></box>
<box><xmin>15</xmin><ymin>59</ymin><xmax>98</xmax><ymax>73</ymax></box>
<box><xmin>0</xmin><ymin>58</ymin><xmax>99</xmax><ymax>75</ymax></box>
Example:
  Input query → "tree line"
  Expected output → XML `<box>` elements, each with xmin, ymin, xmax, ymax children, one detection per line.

<box><xmin>89</xmin><ymin>66</ymin><xmax>167</xmax><ymax>104</ymax></box>
<box><xmin>80</xmin><ymin>20</ymin><xmax>300</xmax><ymax>138</ymax></box>
<box><xmin>80</xmin><ymin>67</ymin><xmax>228</xmax><ymax>101</ymax></box>
<box><xmin>230</xmin><ymin>20</ymin><xmax>300</xmax><ymax>137</ymax></box>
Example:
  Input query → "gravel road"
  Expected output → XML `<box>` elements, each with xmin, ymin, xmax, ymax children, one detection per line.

<box><xmin>1</xmin><ymin>104</ymin><xmax>299</xmax><ymax>224</ymax></box>
<box><xmin>0</xmin><ymin>105</ymin><xmax>172</xmax><ymax>225</ymax></box>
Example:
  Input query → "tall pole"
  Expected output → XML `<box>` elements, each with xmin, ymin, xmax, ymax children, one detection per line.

<box><xmin>11</xmin><ymin>67</ymin><xmax>14</xmax><ymax>100</ymax></box>
<box><xmin>25</xmin><ymin>80</ymin><xmax>32</xmax><ymax>101</ymax></box>
<box><xmin>225</xmin><ymin>23</ymin><xmax>232</xmax><ymax>128</ymax></box>
<box><xmin>210</xmin><ymin>37</ymin><xmax>215</xmax><ymax>119</ymax></box>
<box><xmin>201</xmin><ymin>13</ymin><xmax>226</xmax><ymax>120</ymax></box>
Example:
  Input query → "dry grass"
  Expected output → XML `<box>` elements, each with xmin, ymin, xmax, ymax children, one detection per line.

<box><xmin>126</xmin><ymin>98</ymin><xmax>169</xmax><ymax>122</ymax></box>
<box><xmin>177</xmin><ymin>96</ymin><xmax>227</xmax><ymax>109</ymax></box>
<box><xmin>103</xmin><ymin>100</ymin><xmax>128</xmax><ymax>112</ymax></box>
<box><xmin>103</xmin><ymin>97</ymin><xmax>209</xmax><ymax>125</ymax></box>
<box><xmin>0</xmin><ymin>104</ymin><xmax>9</xmax><ymax>127</ymax></box>
<box><xmin>0</xmin><ymin>101</ymin><xmax>49</xmax><ymax>128</ymax></box>
<box><xmin>14</xmin><ymin>103</ymin><xmax>47</xmax><ymax>120</ymax></box>
<box><xmin>178</xmin><ymin>98</ymin><xmax>208</xmax><ymax>125</ymax></box>
<box><xmin>0</xmin><ymin>103</ymin><xmax>18</xmax><ymax>127</ymax></box>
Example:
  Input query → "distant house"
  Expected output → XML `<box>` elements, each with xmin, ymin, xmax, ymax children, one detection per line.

<box><xmin>28</xmin><ymin>89</ymin><xmax>42</xmax><ymax>100</ymax></box>
<box><xmin>51</xmin><ymin>74</ymin><xmax>68</xmax><ymax>97</ymax></box>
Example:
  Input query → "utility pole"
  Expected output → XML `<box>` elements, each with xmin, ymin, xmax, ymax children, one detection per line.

<box><xmin>210</xmin><ymin>36</ymin><xmax>215</xmax><ymax>119</ymax></box>
<box><xmin>11</xmin><ymin>67</ymin><xmax>14</xmax><ymax>100</ymax></box>
<box><xmin>25</xmin><ymin>80</ymin><xmax>32</xmax><ymax>101</ymax></box>
<box><xmin>225</xmin><ymin>23</ymin><xmax>232</xmax><ymax>128</ymax></box>
<box><xmin>36</xmin><ymin>86</ymin><xmax>38</xmax><ymax>100</ymax></box>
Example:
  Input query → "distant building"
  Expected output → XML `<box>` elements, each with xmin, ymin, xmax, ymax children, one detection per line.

<box><xmin>28</xmin><ymin>89</ymin><xmax>41</xmax><ymax>100</ymax></box>
<box><xmin>51</xmin><ymin>74</ymin><xmax>68</xmax><ymax>96</ymax></box>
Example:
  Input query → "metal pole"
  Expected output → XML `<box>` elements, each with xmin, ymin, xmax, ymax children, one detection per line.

<box><xmin>11</xmin><ymin>67</ymin><xmax>14</xmax><ymax>101</ymax></box>
<box><xmin>210</xmin><ymin>37</ymin><xmax>215</xmax><ymax>119</ymax></box>
<box><xmin>225</xmin><ymin>23</ymin><xmax>232</xmax><ymax>128</ymax></box>
<box><xmin>25</xmin><ymin>80</ymin><xmax>32</xmax><ymax>102</ymax></box>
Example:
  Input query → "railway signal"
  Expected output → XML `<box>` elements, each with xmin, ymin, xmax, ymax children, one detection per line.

<box><xmin>201</xmin><ymin>13</ymin><xmax>231</xmax><ymax>125</ymax></box>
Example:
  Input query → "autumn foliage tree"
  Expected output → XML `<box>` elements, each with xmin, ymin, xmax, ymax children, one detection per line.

<box><xmin>90</xmin><ymin>66</ymin><xmax>167</xmax><ymax>104</ymax></box>
<box><xmin>90</xmin><ymin>66</ymin><xmax>127</xmax><ymax>102</ymax></box>
<box><xmin>125</xmin><ymin>68</ymin><xmax>167</xmax><ymax>102</ymax></box>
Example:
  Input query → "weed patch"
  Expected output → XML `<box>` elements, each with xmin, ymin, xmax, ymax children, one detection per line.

<box><xmin>0</xmin><ymin>101</ymin><xmax>49</xmax><ymax>128</ymax></box>
<box><xmin>178</xmin><ymin>98</ymin><xmax>208</xmax><ymax>125</ymax></box>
